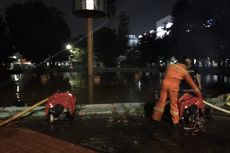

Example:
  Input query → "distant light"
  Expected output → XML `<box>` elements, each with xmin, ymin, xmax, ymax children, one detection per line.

<box><xmin>156</xmin><ymin>26</ymin><xmax>164</xmax><ymax>32</ymax></box>
<box><xmin>156</xmin><ymin>30</ymin><xmax>167</xmax><ymax>38</ymax></box>
<box><xmin>165</xmin><ymin>22</ymin><xmax>173</xmax><ymax>29</ymax></box>
<box><xmin>186</xmin><ymin>29</ymin><xmax>191</xmax><ymax>33</ymax></box>
<box><xmin>9</xmin><ymin>55</ymin><xmax>17</xmax><ymax>59</ymax></box>
<box><xmin>66</xmin><ymin>44</ymin><xmax>72</xmax><ymax>50</ymax></box>
<box><xmin>194</xmin><ymin>59</ymin><xmax>197</xmax><ymax>64</ymax></box>
<box><xmin>138</xmin><ymin>35</ymin><xmax>143</xmax><ymax>38</ymax></box>
<box><xmin>149</xmin><ymin>30</ymin><xmax>155</xmax><ymax>34</ymax></box>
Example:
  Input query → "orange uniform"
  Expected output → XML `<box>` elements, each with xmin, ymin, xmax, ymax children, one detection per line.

<box><xmin>152</xmin><ymin>63</ymin><xmax>202</xmax><ymax>125</ymax></box>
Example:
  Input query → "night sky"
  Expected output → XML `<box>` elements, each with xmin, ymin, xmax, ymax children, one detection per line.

<box><xmin>0</xmin><ymin>0</ymin><xmax>177</xmax><ymax>37</ymax></box>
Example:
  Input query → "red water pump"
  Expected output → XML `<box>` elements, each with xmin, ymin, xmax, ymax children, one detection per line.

<box><xmin>45</xmin><ymin>92</ymin><xmax>76</xmax><ymax>123</ymax></box>
<box><xmin>178</xmin><ymin>92</ymin><xmax>207</xmax><ymax>133</ymax></box>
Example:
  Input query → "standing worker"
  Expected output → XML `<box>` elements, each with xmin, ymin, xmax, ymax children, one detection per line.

<box><xmin>152</xmin><ymin>59</ymin><xmax>202</xmax><ymax>127</ymax></box>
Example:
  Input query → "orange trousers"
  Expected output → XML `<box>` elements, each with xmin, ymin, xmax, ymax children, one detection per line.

<box><xmin>152</xmin><ymin>80</ymin><xmax>180</xmax><ymax>125</ymax></box>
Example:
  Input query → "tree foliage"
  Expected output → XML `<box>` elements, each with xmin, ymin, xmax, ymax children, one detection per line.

<box><xmin>94</xmin><ymin>27</ymin><xmax>118</xmax><ymax>67</ymax></box>
<box><xmin>138</xmin><ymin>33</ymin><xmax>157</xmax><ymax>66</ymax></box>
<box><xmin>106</xmin><ymin>0</ymin><xmax>117</xmax><ymax>19</ymax></box>
<box><xmin>94</xmin><ymin>11</ymin><xmax>130</xmax><ymax>67</ymax></box>
<box><xmin>5</xmin><ymin>0</ymin><xmax>71</xmax><ymax>62</ymax></box>
<box><xmin>0</xmin><ymin>16</ymin><xmax>12</xmax><ymax>61</ymax></box>
<box><xmin>70</xmin><ymin>34</ymin><xmax>87</xmax><ymax>66</ymax></box>
<box><xmin>117</xmin><ymin>11</ymin><xmax>129</xmax><ymax>55</ymax></box>
<box><xmin>0</xmin><ymin>16</ymin><xmax>7</xmax><ymax>37</ymax></box>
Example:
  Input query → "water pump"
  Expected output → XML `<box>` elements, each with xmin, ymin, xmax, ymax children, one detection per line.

<box><xmin>45</xmin><ymin>92</ymin><xmax>76</xmax><ymax>123</ymax></box>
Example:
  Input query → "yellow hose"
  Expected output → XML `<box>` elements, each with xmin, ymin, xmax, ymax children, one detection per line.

<box><xmin>0</xmin><ymin>98</ymin><xmax>48</xmax><ymax>126</ymax></box>
<box><xmin>203</xmin><ymin>100</ymin><xmax>230</xmax><ymax>114</ymax></box>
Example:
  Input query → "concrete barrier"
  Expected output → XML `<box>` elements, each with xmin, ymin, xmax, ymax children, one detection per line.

<box><xmin>0</xmin><ymin>102</ymin><xmax>146</xmax><ymax>119</ymax></box>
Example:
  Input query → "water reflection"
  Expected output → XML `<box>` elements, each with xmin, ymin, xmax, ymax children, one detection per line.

<box><xmin>63</xmin><ymin>72</ymin><xmax>86</xmax><ymax>89</ymax></box>
<box><xmin>0</xmin><ymin>71</ymin><xmax>230</xmax><ymax>107</ymax></box>
<box><xmin>10</xmin><ymin>74</ymin><xmax>26</xmax><ymax>106</ymax></box>
<box><xmin>40</xmin><ymin>74</ymin><xmax>49</xmax><ymax>85</ymax></box>
<box><xmin>88</xmin><ymin>77</ymin><xmax>94</xmax><ymax>103</ymax></box>
<box><xmin>224</xmin><ymin>76</ymin><xmax>230</xmax><ymax>84</ymax></box>
<box><xmin>205</xmin><ymin>74</ymin><xmax>230</xmax><ymax>84</ymax></box>
<box><xmin>205</xmin><ymin>74</ymin><xmax>218</xmax><ymax>83</ymax></box>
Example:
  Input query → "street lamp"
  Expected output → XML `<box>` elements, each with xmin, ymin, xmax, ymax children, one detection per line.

<box><xmin>66</xmin><ymin>44</ymin><xmax>72</xmax><ymax>50</ymax></box>
<box><xmin>73</xmin><ymin>0</ymin><xmax>106</xmax><ymax>77</ymax></box>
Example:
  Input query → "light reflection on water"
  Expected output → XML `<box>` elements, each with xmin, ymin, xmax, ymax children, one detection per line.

<box><xmin>0</xmin><ymin>71</ymin><xmax>230</xmax><ymax>107</ymax></box>
<box><xmin>205</xmin><ymin>74</ymin><xmax>230</xmax><ymax>84</ymax></box>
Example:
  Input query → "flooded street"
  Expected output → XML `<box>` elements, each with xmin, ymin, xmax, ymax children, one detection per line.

<box><xmin>0</xmin><ymin>69</ymin><xmax>230</xmax><ymax>107</ymax></box>
<box><xmin>17</xmin><ymin>113</ymin><xmax>230</xmax><ymax>153</ymax></box>
<box><xmin>1</xmin><ymin>69</ymin><xmax>230</xmax><ymax>153</ymax></box>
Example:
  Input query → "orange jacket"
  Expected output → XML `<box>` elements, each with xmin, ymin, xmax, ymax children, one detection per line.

<box><xmin>163</xmin><ymin>63</ymin><xmax>202</xmax><ymax>97</ymax></box>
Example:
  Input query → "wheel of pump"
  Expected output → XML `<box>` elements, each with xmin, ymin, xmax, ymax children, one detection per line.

<box><xmin>181</xmin><ymin>105</ymin><xmax>206</xmax><ymax>134</ymax></box>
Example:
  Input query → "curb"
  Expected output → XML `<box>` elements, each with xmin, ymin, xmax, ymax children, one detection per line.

<box><xmin>0</xmin><ymin>102</ymin><xmax>146</xmax><ymax>119</ymax></box>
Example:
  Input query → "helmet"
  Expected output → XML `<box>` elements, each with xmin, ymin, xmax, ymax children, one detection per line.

<box><xmin>169</xmin><ymin>56</ymin><xmax>177</xmax><ymax>64</ymax></box>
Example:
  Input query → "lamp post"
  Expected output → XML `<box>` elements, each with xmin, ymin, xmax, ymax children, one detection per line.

<box><xmin>73</xmin><ymin>0</ymin><xmax>106</xmax><ymax>103</ymax></box>
<box><xmin>73</xmin><ymin>0</ymin><xmax>106</xmax><ymax>77</ymax></box>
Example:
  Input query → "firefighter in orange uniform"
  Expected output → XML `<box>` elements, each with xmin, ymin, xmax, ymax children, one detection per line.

<box><xmin>152</xmin><ymin>61</ymin><xmax>202</xmax><ymax>126</ymax></box>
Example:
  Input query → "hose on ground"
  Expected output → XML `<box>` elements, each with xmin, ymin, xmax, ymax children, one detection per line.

<box><xmin>203</xmin><ymin>100</ymin><xmax>230</xmax><ymax>114</ymax></box>
<box><xmin>0</xmin><ymin>98</ymin><xmax>48</xmax><ymax>126</ymax></box>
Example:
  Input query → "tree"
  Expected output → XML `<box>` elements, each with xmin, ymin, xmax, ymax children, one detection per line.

<box><xmin>94</xmin><ymin>27</ymin><xmax>118</xmax><ymax>67</ymax></box>
<box><xmin>138</xmin><ymin>32</ymin><xmax>157</xmax><ymax>66</ymax></box>
<box><xmin>117</xmin><ymin>11</ymin><xmax>129</xmax><ymax>56</ymax></box>
<box><xmin>5</xmin><ymin>0</ymin><xmax>71</xmax><ymax>63</ymax></box>
<box><xmin>106</xmin><ymin>0</ymin><xmax>117</xmax><ymax>19</ymax></box>
<box><xmin>0</xmin><ymin>16</ymin><xmax>12</xmax><ymax>62</ymax></box>
<box><xmin>70</xmin><ymin>34</ymin><xmax>88</xmax><ymax>67</ymax></box>
<box><xmin>0</xmin><ymin>16</ymin><xmax>7</xmax><ymax>38</ymax></box>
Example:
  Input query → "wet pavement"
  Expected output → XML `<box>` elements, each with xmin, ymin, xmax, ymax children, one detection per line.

<box><xmin>0</xmin><ymin>124</ymin><xmax>96</xmax><ymax>153</ymax></box>
<box><xmin>3</xmin><ymin>112</ymin><xmax>229</xmax><ymax>153</ymax></box>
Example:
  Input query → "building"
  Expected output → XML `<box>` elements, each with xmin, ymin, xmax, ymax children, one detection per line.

<box><xmin>156</xmin><ymin>15</ymin><xmax>173</xmax><ymax>39</ymax></box>
<box><xmin>127</xmin><ymin>35</ymin><xmax>138</xmax><ymax>47</ymax></box>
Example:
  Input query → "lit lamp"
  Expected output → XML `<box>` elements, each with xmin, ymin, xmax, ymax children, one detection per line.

<box><xmin>73</xmin><ymin>0</ymin><xmax>106</xmax><ymax>77</ymax></box>
<box><xmin>66</xmin><ymin>44</ymin><xmax>72</xmax><ymax>50</ymax></box>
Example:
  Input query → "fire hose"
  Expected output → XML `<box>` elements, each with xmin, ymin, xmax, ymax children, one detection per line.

<box><xmin>0</xmin><ymin>98</ymin><xmax>48</xmax><ymax>127</ymax></box>
<box><xmin>203</xmin><ymin>100</ymin><xmax>230</xmax><ymax>114</ymax></box>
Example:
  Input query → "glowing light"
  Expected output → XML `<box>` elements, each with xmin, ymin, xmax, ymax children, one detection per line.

<box><xmin>156</xmin><ymin>26</ymin><xmax>164</xmax><ymax>32</ymax></box>
<box><xmin>165</xmin><ymin>22</ymin><xmax>173</xmax><ymax>29</ymax></box>
<box><xmin>66</xmin><ymin>44</ymin><xmax>72</xmax><ymax>50</ymax></box>
<box><xmin>138</xmin><ymin>35</ymin><xmax>143</xmax><ymax>38</ymax></box>
<box><xmin>138</xmin><ymin>35</ymin><xmax>143</xmax><ymax>39</ymax></box>
<box><xmin>156</xmin><ymin>30</ymin><xmax>167</xmax><ymax>38</ymax></box>
<box><xmin>14</xmin><ymin>74</ymin><xmax>19</xmax><ymax>81</ymax></box>
<box><xmin>149</xmin><ymin>30</ymin><xmax>155</xmax><ymax>34</ymax></box>
<box><xmin>86</xmin><ymin>0</ymin><xmax>94</xmax><ymax>10</ymax></box>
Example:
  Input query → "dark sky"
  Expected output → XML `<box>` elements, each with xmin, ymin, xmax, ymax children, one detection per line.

<box><xmin>0</xmin><ymin>0</ymin><xmax>177</xmax><ymax>37</ymax></box>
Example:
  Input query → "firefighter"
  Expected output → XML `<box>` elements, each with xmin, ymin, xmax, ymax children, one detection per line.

<box><xmin>152</xmin><ymin>60</ymin><xmax>202</xmax><ymax>127</ymax></box>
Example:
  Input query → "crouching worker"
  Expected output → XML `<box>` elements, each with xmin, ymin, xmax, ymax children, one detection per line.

<box><xmin>151</xmin><ymin>60</ymin><xmax>202</xmax><ymax>127</ymax></box>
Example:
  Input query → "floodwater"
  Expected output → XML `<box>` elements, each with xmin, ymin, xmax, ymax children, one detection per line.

<box><xmin>2</xmin><ymin>69</ymin><xmax>230</xmax><ymax>153</ymax></box>
<box><xmin>0</xmin><ymin>69</ymin><xmax>230</xmax><ymax>107</ymax></box>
